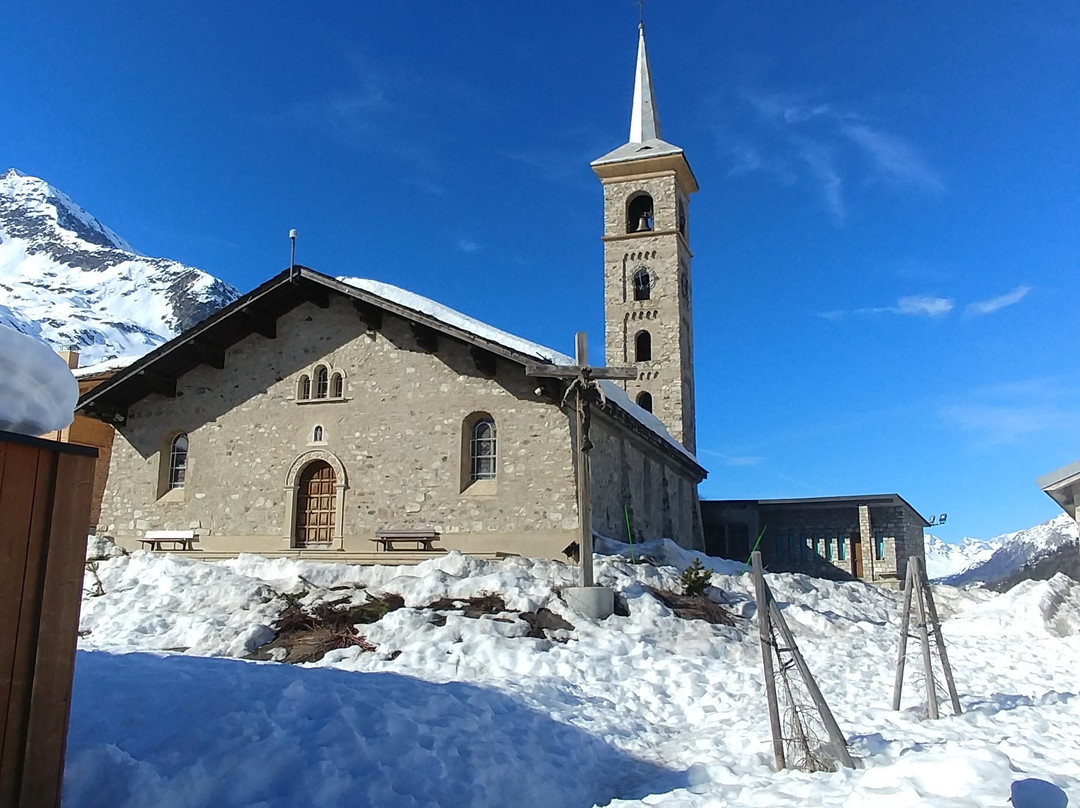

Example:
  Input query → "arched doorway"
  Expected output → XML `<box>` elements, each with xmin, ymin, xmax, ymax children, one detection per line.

<box><xmin>295</xmin><ymin>461</ymin><xmax>336</xmax><ymax>546</ymax></box>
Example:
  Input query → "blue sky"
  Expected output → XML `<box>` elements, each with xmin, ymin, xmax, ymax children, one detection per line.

<box><xmin>3</xmin><ymin>2</ymin><xmax>1078</xmax><ymax>541</ymax></box>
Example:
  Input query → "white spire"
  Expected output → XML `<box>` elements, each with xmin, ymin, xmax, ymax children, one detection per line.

<box><xmin>629</xmin><ymin>23</ymin><xmax>661</xmax><ymax>143</ymax></box>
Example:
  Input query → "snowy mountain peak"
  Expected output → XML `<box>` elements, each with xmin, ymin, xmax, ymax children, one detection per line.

<box><xmin>926</xmin><ymin>513</ymin><xmax>1079</xmax><ymax>586</ymax></box>
<box><xmin>1</xmin><ymin>168</ymin><xmax>135</xmax><ymax>253</ymax></box>
<box><xmin>0</xmin><ymin>169</ymin><xmax>240</xmax><ymax>365</ymax></box>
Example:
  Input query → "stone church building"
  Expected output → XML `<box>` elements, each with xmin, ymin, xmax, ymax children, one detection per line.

<box><xmin>80</xmin><ymin>25</ymin><xmax>709</xmax><ymax>561</ymax></box>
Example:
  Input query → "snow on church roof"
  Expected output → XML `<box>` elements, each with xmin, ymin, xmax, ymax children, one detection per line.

<box><xmin>339</xmin><ymin>276</ymin><xmax>700</xmax><ymax>466</ymax></box>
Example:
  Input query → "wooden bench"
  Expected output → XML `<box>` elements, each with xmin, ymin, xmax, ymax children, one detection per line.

<box><xmin>372</xmin><ymin>529</ymin><xmax>441</xmax><ymax>552</ymax></box>
<box><xmin>140</xmin><ymin>530</ymin><xmax>199</xmax><ymax>551</ymax></box>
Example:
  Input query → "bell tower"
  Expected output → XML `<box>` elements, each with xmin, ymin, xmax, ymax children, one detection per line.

<box><xmin>591</xmin><ymin>23</ymin><xmax>699</xmax><ymax>452</ymax></box>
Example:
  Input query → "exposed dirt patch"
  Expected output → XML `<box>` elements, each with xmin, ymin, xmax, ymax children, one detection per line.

<box><xmin>251</xmin><ymin>590</ymin><xmax>578</xmax><ymax>662</ymax></box>
<box><xmin>425</xmin><ymin>592</ymin><xmax>508</xmax><ymax>619</ymax></box>
<box><xmin>519</xmin><ymin>608</ymin><xmax>574</xmax><ymax>639</ymax></box>
<box><xmin>248</xmin><ymin>594</ymin><xmax>404</xmax><ymax>663</ymax></box>
<box><xmin>648</xmin><ymin>587</ymin><xmax>735</xmax><ymax>626</ymax></box>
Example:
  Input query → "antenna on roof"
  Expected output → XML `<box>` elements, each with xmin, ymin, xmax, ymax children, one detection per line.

<box><xmin>289</xmin><ymin>228</ymin><xmax>298</xmax><ymax>280</ymax></box>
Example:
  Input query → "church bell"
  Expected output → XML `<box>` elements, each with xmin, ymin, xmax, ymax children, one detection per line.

<box><xmin>634</xmin><ymin>211</ymin><xmax>653</xmax><ymax>232</ymax></box>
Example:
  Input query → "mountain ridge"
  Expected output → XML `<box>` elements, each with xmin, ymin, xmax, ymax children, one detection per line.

<box><xmin>0</xmin><ymin>168</ymin><xmax>240</xmax><ymax>366</ymax></box>
<box><xmin>926</xmin><ymin>513</ymin><xmax>1079</xmax><ymax>587</ymax></box>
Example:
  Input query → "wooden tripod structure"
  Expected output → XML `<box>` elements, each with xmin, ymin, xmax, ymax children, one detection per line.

<box><xmin>526</xmin><ymin>332</ymin><xmax>635</xmax><ymax>587</ymax></box>
<box><xmin>892</xmin><ymin>555</ymin><xmax>962</xmax><ymax>718</ymax></box>
<box><xmin>751</xmin><ymin>552</ymin><xmax>855</xmax><ymax>771</ymax></box>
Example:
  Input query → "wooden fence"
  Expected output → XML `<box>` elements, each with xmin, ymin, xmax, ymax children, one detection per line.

<box><xmin>1</xmin><ymin>430</ymin><xmax>96</xmax><ymax>808</ymax></box>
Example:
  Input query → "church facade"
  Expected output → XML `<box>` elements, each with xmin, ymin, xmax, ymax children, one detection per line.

<box><xmin>79</xmin><ymin>25</ymin><xmax>709</xmax><ymax>561</ymax></box>
<box><xmin>81</xmin><ymin>270</ymin><xmax>704</xmax><ymax>558</ymax></box>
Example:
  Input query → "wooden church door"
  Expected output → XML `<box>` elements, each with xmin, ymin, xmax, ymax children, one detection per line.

<box><xmin>296</xmin><ymin>461</ymin><xmax>335</xmax><ymax>546</ymax></box>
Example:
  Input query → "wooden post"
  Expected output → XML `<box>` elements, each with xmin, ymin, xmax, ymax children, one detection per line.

<box><xmin>892</xmin><ymin>562</ymin><xmax>915</xmax><ymax>710</ymax></box>
<box><xmin>525</xmin><ymin>331</ymin><xmax>635</xmax><ymax>589</ymax></box>
<box><xmin>767</xmin><ymin>599</ymin><xmax>856</xmax><ymax>769</ymax></box>
<box><xmin>751</xmin><ymin>552</ymin><xmax>785</xmax><ymax>770</ymax></box>
<box><xmin>911</xmin><ymin>560</ymin><xmax>939</xmax><ymax>720</ymax></box>
<box><xmin>893</xmin><ymin>556</ymin><xmax>961</xmax><ymax>718</ymax></box>
<box><xmin>575</xmin><ymin>335</ymin><xmax>594</xmax><ymax>587</ymax></box>
<box><xmin>914</xmin><ymin>556</ymin><xmax>962</xmax><ymax>715</ymax></box>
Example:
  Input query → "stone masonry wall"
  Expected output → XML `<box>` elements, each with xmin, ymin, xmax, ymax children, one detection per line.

<box><xmin>99</xmin><ymin>294</ymin><xmax>704</xmax><ymax>560</ymax></box>
<box><xmin>601</xmin><ymin>171</ymin><xmax>696</xmax><ymax>453</ymax></box>
<box><xmin>588</xmin><ymin>410</ymin><xmax>703</xmax><ymax>549</ymax></box>
<box><xmin>100</xmin><ymin>297</ymin><xmax>581</xmax><ymax>557</ymax></box>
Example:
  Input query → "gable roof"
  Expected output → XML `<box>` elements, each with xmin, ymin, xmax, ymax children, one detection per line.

<box><xmin>78</xmin><ymin>266</ymin><xmax>705</xmax><ymax>476</ymax></box>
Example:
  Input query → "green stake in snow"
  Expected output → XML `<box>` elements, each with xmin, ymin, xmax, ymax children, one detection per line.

<box><xmin>742</xmin><ymin>524</ymin><xmax>768</xmax><ymax>574</ymax></box>
<box><xmin>624</xmin><ymin>504</ymin><xmax>636</xmax><ymax>563</ymax></box>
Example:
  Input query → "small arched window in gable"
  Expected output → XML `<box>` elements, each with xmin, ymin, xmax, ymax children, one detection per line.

<box><xmin>330</xmin><ymin>372</ymin><xmax>343</xmax><ymax>398</ymax></box>
<box><xmin>626</xmin><ymin>194</ymin><xmax>654</xmax><ymax>233</ymax></box>
<box><xmin>168</xmin><ymin>433</ymin><xmax>188</xmax><ymax>490</ymax></box>
<box><xmin>632</xmin><ymin>269</ymin><xmax>651</xmax><ymax>301</ymax></box>
<box><xmin>634</xmin><ymin>331</ymin><xmax>652</xmax><ymax>362</ymax></box>
<box><xmin>636</xmin><ymin>391</ymin><xmax>653</xmax><ymax>413</ymax></box>
<box><xmin>470</xmin><ymin>417</ymin><xmax>497</xmax><ymax>481</ymax></box>
<box><xmin>314</xmin><ymin>366</ymin><xmax>329</xmax><ymax>399</ymax></box>
<box><xmin>313</xmin><ymin>425</ymin><xmax>324</xmax><ymax>443</ymax></box>
<box><xmin>298</xmin><ymin>374</ymin><xmax>311</xmax><ymax>401</ymax></box>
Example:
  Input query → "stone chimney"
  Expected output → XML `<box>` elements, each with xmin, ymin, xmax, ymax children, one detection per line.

<box><xmin>57</xmin><ymin>346</ymin><xmax>80</xmax><ymax>369</ymax></box>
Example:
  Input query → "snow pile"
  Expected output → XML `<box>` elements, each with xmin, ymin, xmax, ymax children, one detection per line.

<box><xmin>949</xmin><ymin>573</ymin><xmax>1080</xmax><ymax>639</ymax></box>
<box><xmin>66</xmin><ymin>548</ymin><xmax>1080</xmax><ymax>807</ymax></box>
<box><xmin>0</xmin><ymin>324</ymin><xmax>78</xmax><ymax>434</ymax></box>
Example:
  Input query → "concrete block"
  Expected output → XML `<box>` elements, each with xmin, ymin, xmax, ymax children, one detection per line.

<box><xmin>563</xmin><ymin>585</ymin><xmax>615</xmax><ymax>619</ymax></box>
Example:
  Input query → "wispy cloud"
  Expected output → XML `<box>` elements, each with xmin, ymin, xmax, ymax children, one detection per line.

<box><xmin>939</xmin><ymin>374</ymin><xmax>1080</xmax><ymax>447</ymax></box>
<box><xmin>965</xmin><ymin>285</ymin><xmax>1031</xmax><ymax>317</ymax></box>
<box><xmin>720</xmin><ymin>89</ymin><xmax>943</xmax><ymax>221</ymax></box>
<box><xmin>821</xmin><ymin>294</ymin><xmax>954</xmax><ymax>319</ymax></box>
<box><xmin>700</xmin><ymin>450</ymin><xmax>765</xmax><ymax>467</ymax></box>
<box><xmin>894</xmin><ymin>295</ymin><xmax>953</xmax><ymax>317</ymax></box>
<box><xmin>840</xmin><ymin>124</ymin><xmax>944</xmax><ymax>192</ymax></box>
<box><xmin>794</xmin><ymin>139</ymin><xmax>845</xmax><ymax>221</ymax></box>
<box><xmin>454</xmin><ymin>236</ymin><xmax>480</xmax><ymax>254</ymax></box>
<box><xmin>274</xmin><ymin>50</ymin><xmax>481</xmax><ymax>187</ymax></box>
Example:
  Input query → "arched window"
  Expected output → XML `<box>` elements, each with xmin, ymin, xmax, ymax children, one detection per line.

<box><xmin>634</xmin><ymin>331</ymin><xmax>652</xmax><ymax>362</ymax></box>
<box><xmin>298</xmin><ymin>374</ymin><xmax>311</xmax><ymax>401</ymax></box>
<box><xmin>314</xmin><ymin>366</ymin><xmax>329</xmax><ymax>398</ymax></box>
<box><xmin>677</xmin><ymin>197</ymin><xmax>687</xmax><ymax>236</ymax></box>
<box><xmin>626</xmin><ymin>194</ymin><xmax>654</xmax><ymax>233</ymax></box>
<box><xmin>168</xmin><ymin>434</ymin><xmax>188</xmax><ymax>490</ymax></box>
<box><xmin>313</xmin><ymin>425</ymin><xmax>324</xmax><ymax>442</ymax></box>
<box><xmin>469</xmin><ymin>417</ymin><xmax>497</xmax><ymax>481</ymax></box>
<box><xmin>330</xmin><ymin>372</ymin><xmax>343</xmax><ymax>398</ymax></box>
<box><xmin>636</xmin><ymin>391</ymin><xmax>653</xmax><ymax>412</ymax></box>
<box><xmin>632</xmin><ymin>269</ymin><xmax>651</xmax><ymax>301</ymax></box>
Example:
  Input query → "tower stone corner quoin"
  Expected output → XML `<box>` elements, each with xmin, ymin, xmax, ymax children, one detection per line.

<box><xmin>591</xmin><ymin>22</ymin><xmax>700</xmax><ymax>455</ymax></box>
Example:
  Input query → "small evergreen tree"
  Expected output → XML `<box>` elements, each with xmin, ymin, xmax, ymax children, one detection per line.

<box><xmin>680</xmin><ymin>558</ymin><xmax>711</xmax><ymax>597</ymax></box>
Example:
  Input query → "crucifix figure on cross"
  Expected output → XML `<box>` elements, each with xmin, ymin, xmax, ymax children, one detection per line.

<box><xmin>526</xmin><ymin>332</ymin><xmax>636</xmax><ymax>588</ymax></box>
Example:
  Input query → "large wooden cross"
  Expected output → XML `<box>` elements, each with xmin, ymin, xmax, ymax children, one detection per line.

<box><xmin>526</xmin><ymin>332</ymin><xmax>636</xmax><ymax>587</ymax></box>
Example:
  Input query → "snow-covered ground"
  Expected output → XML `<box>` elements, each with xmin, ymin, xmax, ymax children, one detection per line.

<box><xmin>67</xmin><ymin>541</ymin><xmax>1080</xmax><ymax>807</ymax></box>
